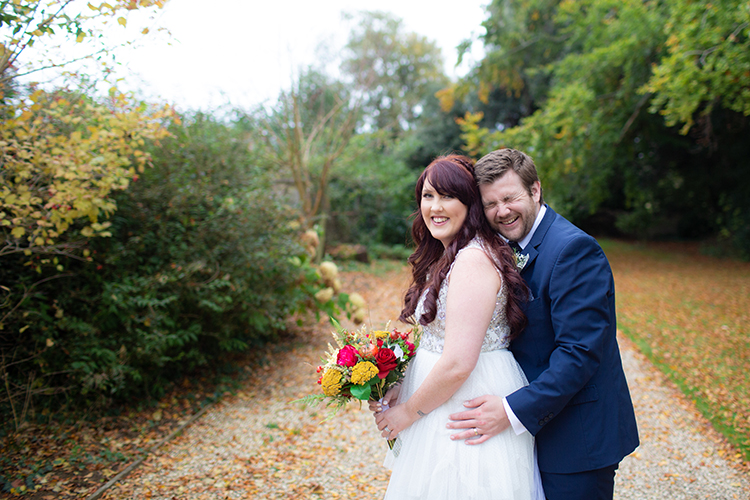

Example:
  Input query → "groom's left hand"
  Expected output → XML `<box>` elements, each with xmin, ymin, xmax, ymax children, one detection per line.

<box><xmin>447</xmin><ymin>395</ymin><xmax>510</xmax><ymax>444</ymax></box>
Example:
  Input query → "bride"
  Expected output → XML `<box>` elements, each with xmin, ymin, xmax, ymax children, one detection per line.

<box><xmin>371</xmin><ymin>154</ymin><xmax>544</xmax><ymax>500</ymax></box>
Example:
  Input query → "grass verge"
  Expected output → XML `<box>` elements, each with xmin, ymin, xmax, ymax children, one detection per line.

<box><xmin>602</xmin><ymin>239</ymin><xmax>750</xmax><ymax>463</ymax></box>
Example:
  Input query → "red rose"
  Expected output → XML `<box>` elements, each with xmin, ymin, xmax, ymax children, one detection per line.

<box><xmin>375</xmin><ymin>348</ymin><xmax>398</xmax><ymax>378</ymax></box>
<box><xmin>336</xmin><ymin>345</ymin><xmax>358</xmax><ymax>367</ymax></box>
<box><xmin>404</xmin><ymin>341</ymin><xmax>415</xmax><ymax>356</ymax></box>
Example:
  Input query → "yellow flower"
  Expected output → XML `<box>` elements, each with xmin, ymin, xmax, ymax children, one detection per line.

<box><xmin>372</xmin><ymin>330</ymin><xmax>389</xmax><ymax>339</ymax></box>
<box><xmin>348</xmin><ymin>292</ymin><xmax>366</xmax><ymax>309</ymax></box>
<box><xmin>321</xmin><ymin>368</ymin><xmax>343</xmax><ymax>396</ymax></box>
<box><xmin>315</xmin><ymin>287</ymin><xmax>334</xmax><ymax>303</ymax></box>
<box><xmin>319</xmin><ymin>261</ymin><xmax>339</xmax><ymax>286</ymax></box>
<box><xmin>351</xmin><ymin>361</ymin><xmax>378</xmax><ymax>385</ymax></box>
<box><xmin>301</xmin><ymin>229</ymin><xmax>319</xmax><ymax>249</ymax></box>
<box><xmin>351</xmin><ymin>308</ymin><xmax>366</xmax><ymax>325</ymax></box>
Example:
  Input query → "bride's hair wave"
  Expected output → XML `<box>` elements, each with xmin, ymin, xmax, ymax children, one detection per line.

<box><xmin>399</xmin><ymin>154</ymin><xmax>528</xmax><ymax>339</ymax></box>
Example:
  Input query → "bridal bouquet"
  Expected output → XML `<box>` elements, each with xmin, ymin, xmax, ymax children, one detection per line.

<box><xmin>296</xmin><ymin>319</ymin><xmax>420</xmax><ymax>417</ymax></box>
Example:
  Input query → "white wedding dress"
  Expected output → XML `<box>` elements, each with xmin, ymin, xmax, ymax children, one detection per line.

<box><xmin>384</xmin><ymin>238</ymin><xmax>544</xmax><ymax>500</ymax></box>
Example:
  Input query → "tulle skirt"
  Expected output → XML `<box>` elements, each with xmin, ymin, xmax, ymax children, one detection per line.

<box><xmin>383</xmin><ymin>348</ymin><xmax>544</xmax><ymax>500</ymax></box>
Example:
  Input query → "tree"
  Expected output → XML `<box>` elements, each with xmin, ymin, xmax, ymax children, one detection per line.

<box><xmin>1</xmin><ymin>0</ymin><xmax>174</xmax><ymax>260</ymax></box>
<box><xmin>441</xmin><ymin>0</ymin><xmax>568</xmax><ymax>129</ymax></box>
<box><xmin>341</xmin><ymin>11</ymin><xmax>447</xmax><ymax>136</ymax></box>
<box><xmin>1</xmin><ymin>0</ymin><xmax>168</xmax><ymax>86</ymax></box>
<box><xmin>458</xmin><ymin>0</ymin><xmax>750</xmax><ymax>256</ymax></box>
<box><xmin>0</xmin><ymin>88</ymin><xmax>174</xmax><ymax>260</ymax></box>
<box><xmin>1</xmin><ymin>1</ymin><xmax>176</xmax><ymax>426</ymax></box>
<box><xmin>642</xmin><ymin>0</ymin><xmax>750</xmax><ymax>133</ymax></box>
<box><xmin>462</xmin><ymin>0</ymin><xmax>665</xmax><ymax>214</ymax></box>
<box><xmin>402</xmin><ymin>80</ymin><xmax>469</xmax><ymax>170</ymax></box>
<box><xmin>326</xmin><ymin>132</ymin><xmax>418</xmax><ymax>247</ymax></box>
<box><xmin>252</xmin><ymin>68</ymin><xmax>359</xmax><ymax>255</ymax></box>
<box><xmin>0</xmin><ymin>112</ymin><xmax>330</xmax><ymax>429</ymax></box>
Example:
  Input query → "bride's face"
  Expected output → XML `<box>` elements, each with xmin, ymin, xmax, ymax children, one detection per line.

<box><xmin>420</xmin><ymin>179</ymin><xmax>468</xmax><ymax>248</ymax></box>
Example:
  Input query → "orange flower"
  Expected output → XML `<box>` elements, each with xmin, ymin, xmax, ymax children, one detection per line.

<box><xmin>358</xmin><ymin>341</ymin><xmax>378</xmax><ymax>359</ymax></box>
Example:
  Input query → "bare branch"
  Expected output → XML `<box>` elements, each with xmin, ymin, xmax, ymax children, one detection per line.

<box><xmin>0</xmin><ymin>272</ymin><xmax>74</xmax><ymax>327</ymax></box>
<box><xmin>0</xmin><ymin>46</ymin><xmax>110</xmax><ymax>85</ymax></box>
<box><xmin>617</xmin><ymin>92</ymin><xmax>652</xmax><ymax>143</ymax></box>
<box><xmin>0</xmin><ymin>237</ymin><xmax>91</xmax><ymax>259</ymax></box>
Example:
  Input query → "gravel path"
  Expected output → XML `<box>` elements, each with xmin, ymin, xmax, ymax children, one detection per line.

<box><xmin>100</xmin><ymin>267</ymin><xmax>749</xmax><ymax>500</ymax></box>
<box><xmin>615</xmin><ymin>335</ymin><xmax>749</xmax><ymax>499</ymax></box>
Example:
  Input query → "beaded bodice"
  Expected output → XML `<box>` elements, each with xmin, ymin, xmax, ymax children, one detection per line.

<box><xmin>415</xmin><ymin>238</ymin><xmax>511</xmax><ymax>354</ymax></box>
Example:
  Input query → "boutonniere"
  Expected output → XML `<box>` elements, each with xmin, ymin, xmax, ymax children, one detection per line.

<box><xmin>513</xmin><ymin>249</ymin><xmax>529</xmax><ymax>271</ymax></box>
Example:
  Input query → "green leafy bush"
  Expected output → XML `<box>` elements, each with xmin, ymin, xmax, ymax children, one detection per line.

<box><xmin>326</xmin><ymin>134</ymin><xmax>417</xmax><ymax>247</ymax></box>
<box><xmin>0</xmin><ymin>113</ymin><xmax>332</xmax><ymax>425</ymax></box>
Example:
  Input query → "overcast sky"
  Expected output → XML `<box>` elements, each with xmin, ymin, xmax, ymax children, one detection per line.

<box><xmin>100</xmin><ymin>0</ymin><xmax>489</xmax><ymax>111</ymax></box>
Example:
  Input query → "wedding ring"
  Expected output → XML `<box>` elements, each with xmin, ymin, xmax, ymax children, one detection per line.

<box><xmin>384</xmin><ymin>426</ymin><xmax>391</xmax><ymax>434</ymax></box>
<box><xmin>473</xmin><ymin>427</ymin><xmax>479</xmax><ymax>436</ymax></box>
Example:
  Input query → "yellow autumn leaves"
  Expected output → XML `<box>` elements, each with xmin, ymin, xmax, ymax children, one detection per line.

<box><xmin>0</xmin><ymin>90</ymin><xmax>176</xmax><ymax>259</ymax></box>
<box><xmin>1</xmin><ymin>1</ymin><xmax>175</xmax><ymax>259</ymax></box>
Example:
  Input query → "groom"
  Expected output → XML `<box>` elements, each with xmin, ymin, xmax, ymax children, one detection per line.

<box><xmin>448</xmin><ymin>148</ymin><xmax>639</xmax><ymax>499</ymax></box>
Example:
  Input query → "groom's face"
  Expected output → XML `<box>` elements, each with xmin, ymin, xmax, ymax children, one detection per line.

<box><xmin>479</xmin><ymin>170</ymin><xmax>541</xmax><ymax>242</ymax></box>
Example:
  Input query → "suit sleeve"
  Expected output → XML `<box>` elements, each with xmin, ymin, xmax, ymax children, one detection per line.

<box><xmin>506</xmin><ymin>234</ymin><xmax>613</xmax><ymax>435</ymax></box>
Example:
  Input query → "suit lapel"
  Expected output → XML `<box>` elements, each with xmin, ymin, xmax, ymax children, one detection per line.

<box><xmin>519</xmin><ymin>204</ymin><xmax>556</xmax><ymax>274</ymax></box>
<box><xmin>519</xmin><ymin>245</ymin><xmax>537</xmax><ymax>274</ymax></box>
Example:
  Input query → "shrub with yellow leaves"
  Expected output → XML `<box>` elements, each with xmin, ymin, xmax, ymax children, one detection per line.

<box><xmin>0</xmin><ymin>89</ymin><xmax>175</xmax><ymax>263</ymax></box>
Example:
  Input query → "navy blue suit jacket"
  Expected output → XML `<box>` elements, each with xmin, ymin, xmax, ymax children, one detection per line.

<box><xmin>506</xmin><ymin>206</ymin><xmax>639</xmax><ymax>474</ymax></box>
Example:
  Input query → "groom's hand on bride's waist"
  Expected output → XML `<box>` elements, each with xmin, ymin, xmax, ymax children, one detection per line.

<box><xmin>446</xmin><ymin>395</ymin><xmax>510</xmax><ymax>444</ymax></box>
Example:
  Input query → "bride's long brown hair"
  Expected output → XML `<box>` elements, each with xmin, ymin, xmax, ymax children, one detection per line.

<box><xmin>399</xmin><ymin>154</ymin><xmax>528</xmax><ymax>339</ymax></box>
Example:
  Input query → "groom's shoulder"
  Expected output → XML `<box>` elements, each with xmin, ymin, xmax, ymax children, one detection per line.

<box><xmin>544</xmin><ymin>210</ymin><xmax>601</xmax><ymax>251</ymax></box>
<box><xmin>545</xmin><ymin>210</ymin><xmax>587</xmax><ymax>240</ymax></box>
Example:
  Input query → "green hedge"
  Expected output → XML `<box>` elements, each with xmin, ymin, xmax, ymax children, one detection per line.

<box><xmin>0</xmin><ymin>113</ymin><xmax>324</xmax><ymax>424</ymax></box>
<box><xmin>326</xmin><ymin>134</ymin><xmax>417</xmax><ymax>247</ymax></box>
